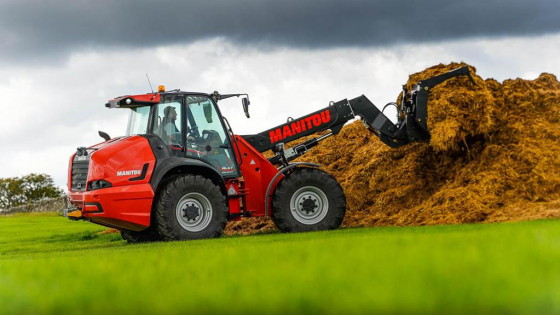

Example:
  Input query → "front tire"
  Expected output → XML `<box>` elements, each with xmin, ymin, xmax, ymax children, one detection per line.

<box><xmin>272</xmin><ymin>168</ymin><xmax>346</xmax><ymax>232</ymax></box>
<box><xmin>155</xmin><ymin>175</ymin><xmax>228</xmax><ymax>241</ymax></box>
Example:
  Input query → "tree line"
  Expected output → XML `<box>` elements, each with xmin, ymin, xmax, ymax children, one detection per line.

<box><xmin>0</xmin><ymin>174</ymin><xmax>63</xmax><ymax>210</ymax></box>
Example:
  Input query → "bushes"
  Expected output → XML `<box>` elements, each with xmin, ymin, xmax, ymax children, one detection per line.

<box><xmin>0</xmin><ymin>173</ymin><xmax>64</xmax><ymax>213</ymax></box>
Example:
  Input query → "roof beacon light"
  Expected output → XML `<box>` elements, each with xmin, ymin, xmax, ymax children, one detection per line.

<box><xmin>158</xmin><ymin>85</ymin><xmax>165</xmax><ymax>93</ymax></box>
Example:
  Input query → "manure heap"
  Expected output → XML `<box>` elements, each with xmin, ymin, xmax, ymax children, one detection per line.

<box><xmin>226</xmin><ymin>62</ymin><xmax>560</xmax><ymax>235</ymax></box>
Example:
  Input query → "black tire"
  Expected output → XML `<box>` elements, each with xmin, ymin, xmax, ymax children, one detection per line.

<box><xmin>271</xmin><ymin>168</ymin><xmax>346</xmax><ymax>232</ymax></box>
<box><xmin>155</xmin><ymin>175</ymin><xmax>228</xmax><ymax>241</ymax></box>
<box><xmin>120</xmin><ymin>228</ymin><xmax>160</xmax><ymax>243</ymax></box>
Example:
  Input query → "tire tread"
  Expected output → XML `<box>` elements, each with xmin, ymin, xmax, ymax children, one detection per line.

<box><xmin>155</xmin><ymin>175</ymin><xmax>227</xmax><ymax>241</ymax></box>
<box><xmin>272</xmin><ymin>168</ymin><xmax>346</xmax><ymax>233</ymax></box>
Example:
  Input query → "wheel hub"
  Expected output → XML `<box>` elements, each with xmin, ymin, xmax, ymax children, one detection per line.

<box><xmin>300</xmin><ymin>197</ymin><xmax>318</xmax><ymax>214</ymax></box>
<box><xmin>182</xmin><ymin>204</ymin><xmax>200</xmax><ymax>221</ymax></box>
<box><xmin>290</xmin><ymin>186</ymin><xmax>329</xmax><ymax>225</ymax></box>
<box><xmin>175</xmin><ymin>192</ymin><xmax>213</xmax><ymax>232</ymax></box>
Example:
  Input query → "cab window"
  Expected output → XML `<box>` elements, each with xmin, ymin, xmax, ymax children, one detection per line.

<box><xmin>154</xmin><ymin>98</ymin><xmax>183</xmax><ymax>147</ymax></box>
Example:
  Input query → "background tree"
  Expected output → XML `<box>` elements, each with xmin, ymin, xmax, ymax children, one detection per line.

<box><xmin>0</xmin><ymin>177</ymin><xmax>25</xmax><ymax>209</ymax></box>
<box><xmin>0</xmin><ymin>174</ymin><xmax>63</xmax><ymax>209</ymax></box>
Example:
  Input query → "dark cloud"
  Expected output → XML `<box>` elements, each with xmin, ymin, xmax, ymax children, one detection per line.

<box><xmin>1</xmin><ymin>0</ymin><xmax>559</xmax><ymax>62</ymax></box>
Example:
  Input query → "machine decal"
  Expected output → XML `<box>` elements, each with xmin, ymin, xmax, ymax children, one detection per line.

<box><xmin>269</xmin><ymin>110</ymin><xmax>331</xmax><ymax>143</ymax></box>
<box><xmin>130</xmin><ymin>163</ymin><xmax>150</xmax><ymax>182</ymax></box>
<box><xmin>117</xmin><ymin>169</ymin><xmax>142</xmax><ymax>176</ymax></box>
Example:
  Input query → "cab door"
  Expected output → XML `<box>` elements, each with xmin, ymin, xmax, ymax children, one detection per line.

<box><xmin>184</xmin><ymin>95</ymin><xmax>240</xmax><ymax>178</ymax></box>
<box><xmin>153</xmin><ymin>96</ymin><xmax>185</xmax><ymax>154</ymax></box>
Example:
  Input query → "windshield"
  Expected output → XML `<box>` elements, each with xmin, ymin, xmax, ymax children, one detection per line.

<box><xmin>126</xmin><ymin>106</ymin><xmax>151</xmax><ymax>136</ymax></box>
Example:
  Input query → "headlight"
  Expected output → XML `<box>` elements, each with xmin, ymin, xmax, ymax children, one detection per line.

<box><xmin>88</xmin><ymin>180</ymin><xmax>112</xmax><ymax>191</ymax></box>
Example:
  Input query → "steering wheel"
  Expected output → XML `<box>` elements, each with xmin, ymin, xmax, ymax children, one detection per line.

<box><xmin>186</xmin><ymin>125</ymin><xmax>200</xmax><ymax>139</ymax></box>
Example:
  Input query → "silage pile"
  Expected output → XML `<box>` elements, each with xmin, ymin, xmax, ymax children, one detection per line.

<box><xmin>225</xmin><ymin>62</ymin><xmax>560</xmax><ymax>235</ymax></box>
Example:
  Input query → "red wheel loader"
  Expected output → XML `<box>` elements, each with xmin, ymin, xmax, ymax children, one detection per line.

<box><xmin>64</xmin><ymin>67</ymin><xmax>474</xmax><ymax>242</ymax></box>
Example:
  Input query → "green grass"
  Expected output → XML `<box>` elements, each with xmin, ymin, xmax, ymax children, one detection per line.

<box><xmin>1</xmin><ymin>213</ymin><xmax>559</xmax><ymax>314</ymax></box>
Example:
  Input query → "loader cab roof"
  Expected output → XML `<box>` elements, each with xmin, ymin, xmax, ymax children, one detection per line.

<box><xmin>105</xmin><ymin>91</ymin><xmax>213</xmax><ymax>109</ymax></box>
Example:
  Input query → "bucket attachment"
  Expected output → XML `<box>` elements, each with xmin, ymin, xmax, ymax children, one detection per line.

<box><xmin>351</xmin><ymin>66</ymin><xmax>475</xmax><ymax>148</ymax></box>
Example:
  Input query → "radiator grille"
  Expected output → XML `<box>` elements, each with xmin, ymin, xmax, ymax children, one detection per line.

<box><xmin>71</xmin><ymin>159</ymin><xmax>89</xmax><ymax>191</ymax></box>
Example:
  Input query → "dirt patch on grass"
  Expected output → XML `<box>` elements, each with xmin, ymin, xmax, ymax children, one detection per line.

<box><xmin>96</xmin><ymin>228</ymin><xmax>120</xmax><ymax>235</ymax></box>
<box><xmin>225</xmin><ymin>62</ymin><xmax>560</xmax><ymax>235</ymax></box>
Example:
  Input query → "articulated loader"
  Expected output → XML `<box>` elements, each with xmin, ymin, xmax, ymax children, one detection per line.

<box><xmin>64</xmin><ymin>67</ymin><xmax>474</xmax><ymax>242</ymax></box>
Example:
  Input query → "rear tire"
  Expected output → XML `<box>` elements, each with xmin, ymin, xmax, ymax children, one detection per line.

<box><xmin>272</xmin><ymin>168</ymin><xmax>346</xmax><ymax>232</ymax></box>
<box><xmin>155</xmin><ymin>175</ymin><xmax>228</xmax><ymax>241</ymax></box>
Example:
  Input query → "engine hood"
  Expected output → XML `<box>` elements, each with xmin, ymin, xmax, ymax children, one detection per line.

<box><xmin>70</xmin><ymin>135</ymin><xmax>156</xmax><ymax>191</ymax></box>
<box><xmin>88</xmin><ymin>136</ymin><xmax>128</xmax><ymax>151</ymax></box>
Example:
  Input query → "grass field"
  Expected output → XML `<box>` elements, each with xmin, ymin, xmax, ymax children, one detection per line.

<box><xmin>1</xmin><ymin>213</ymin><xmax>559</xmax><ymax>314</ymax></box>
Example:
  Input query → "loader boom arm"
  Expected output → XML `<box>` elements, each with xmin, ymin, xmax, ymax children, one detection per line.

<box><xmin>241</xmin><ymin>95</ymin><xmax>409</xmax><ymax>165</ymax></box>
<box><xmin>241</xmin><ymin>66</ymin><xmax>474</xmax><ymax>165</ymax></box>
<box><xmin>241</xmin><ymin>99</ymin><xmax>356</xmax><ymax>153</ymax></box>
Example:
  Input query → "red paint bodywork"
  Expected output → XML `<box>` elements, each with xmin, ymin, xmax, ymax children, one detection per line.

<box><xmin>67</xmin><ymin>96</ymin><xmax>282</xmax><ymax>231</ymax></box>
<box><xmin>68</xmin><ymin>135</ymin><xmax>156</xmax><ymax>231</ymax></box>
<box><xmin>108</xmin><ymin>93</ymin><xmax>161</xmax><ymax>105</ymax></box>
<box><xmin>231</xmin><ymin>135</ymin><xmax>282</xmax><ymax>217</ymax></box>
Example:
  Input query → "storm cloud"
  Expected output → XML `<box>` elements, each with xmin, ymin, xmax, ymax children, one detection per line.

<box><xmin>1</xmin><ymin>0</ymin><xmax>559</xmax><ymax>62</ymax></box>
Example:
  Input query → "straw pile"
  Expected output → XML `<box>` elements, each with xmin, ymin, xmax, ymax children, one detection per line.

<box><xmin>225</xmin><ymin>62</ymin><xmax>560</xmax><ymax>235</ymax></box>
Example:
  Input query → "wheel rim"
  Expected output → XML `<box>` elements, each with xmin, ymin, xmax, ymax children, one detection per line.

<box><xmin>176</xmin><ymin>192</ymin><xmax>213</xmax><ymax>232</ymax></box>
<box><xmin>290</xmin><ymin>186</ymin><xmax>329</xmax><ymax>225</ymax></box>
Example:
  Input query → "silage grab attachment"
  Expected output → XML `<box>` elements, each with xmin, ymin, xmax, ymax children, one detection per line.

<box><xmin>356</xmin><ymin>65</ymin><xmax>476</xmax><ymax>148</ymax></box>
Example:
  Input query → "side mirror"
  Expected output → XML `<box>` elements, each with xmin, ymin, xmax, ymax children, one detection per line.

<box><xmin>203</xmin><ymin>102</ymin><xmax>213</xmax><ymax>123</ymax></box>
<box><xmin>242</xmin><ymin>97</ymin><xmax>250</xmax><ymax>118</ymax></box>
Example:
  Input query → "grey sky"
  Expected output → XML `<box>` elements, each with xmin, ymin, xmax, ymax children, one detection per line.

<box><xmin>1</xmin><ymin>0</ymin><xmax>559</xmax><ymax>63</ymax></box>
<box><xmin>0</xmin><ymin>1</ymin><xmax>559</xmax><ymax>189</ymax></box>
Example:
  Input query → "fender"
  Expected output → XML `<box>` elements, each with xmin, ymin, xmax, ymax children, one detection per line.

<box><xmin>141</xmin><ymin>134</ymin><xmax>226</xmax><ymax>194</ymax></box>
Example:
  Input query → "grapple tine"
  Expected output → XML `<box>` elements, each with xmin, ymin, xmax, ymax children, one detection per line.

<box><xmin>413</xmin><ymin>66</ymin><xmax>476</xmax><ymax>135</ymax></box>
<box><xmin>417</xmin><ymin>66</ymin><xmax>475</xmax><ymax>89</ymax></box>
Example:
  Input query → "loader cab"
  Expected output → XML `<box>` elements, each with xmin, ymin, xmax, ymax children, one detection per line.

<box><xmin>126</xmin><ymin>93</ymin><xmax>239</xmax><ymax>177</ymax></box>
